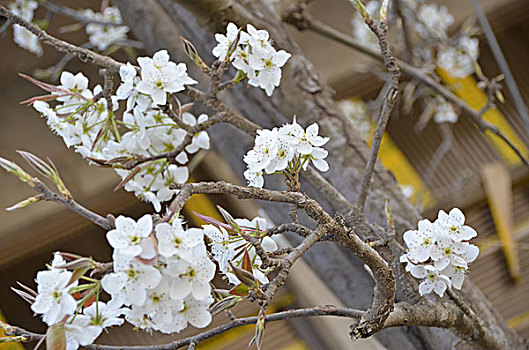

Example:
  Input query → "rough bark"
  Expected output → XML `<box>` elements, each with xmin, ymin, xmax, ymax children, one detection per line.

<box><xmin>114</xmin><ymin>0</ymin><xmax>525</xmax><ymax>349</ymax></box>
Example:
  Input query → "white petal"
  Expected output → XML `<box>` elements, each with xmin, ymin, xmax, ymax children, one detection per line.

<box><xmin>187</xmin><ymin>306</ymin><xmax>212</xmax><ymax>328</ymax></box>
<box><xmin>312</xmin><ymin>158</ymin><xmax>329</xmax><ymax>172</ymax></box>
<box><xmin>170</xmin><ymin>278</ymin><xmax>192</xmax><ymax>299</ymax></box>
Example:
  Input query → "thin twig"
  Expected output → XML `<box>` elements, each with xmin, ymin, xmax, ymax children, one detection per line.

<box><xmin>32</xmin><ymin>180</ymin><xmax>114</xmax><ymax>230</ymax></box>
<box><xmin>469</xmin><ymin>0</ymin><xmax>529</xmax><ymax>137</ymax></box>
<box><xmin>13</xmin><ymin>306</ymin><xmax>364</xmax><ymax>349</ymax></box>
<box><xmin>0</xmin><ymin>6</ymin><xmax>122</xmax><ymax>73</ymax></box>
<box><xmin>288</xmin><ymin>16</ymin><xmax>529</xmax><ymax>166</ymax></box>
<box><xmin>40</xmin><ymin>1</ymin><xmax>126</xmax><ymax>27</ymax></box>
<box><xmin>353</xmin><ymin>0</ymin><xmax>401</xmax><ymax>215</ymax></box>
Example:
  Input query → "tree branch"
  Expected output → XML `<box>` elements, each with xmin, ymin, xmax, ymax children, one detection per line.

<box><xmin>40</xmin><ymin>1</ymin><xmax>126</xmax><ymax>27</ymax></box>
<box><xmin>290</xmin><ymin>16</ymin><xmax>529</xmax><ymax>166</ymax></box>
<box><xmin>13</xmin><ymin>305</ymin><xmax>364</xmax><ymax>349</ymax></box>
<box><xmin>469</xmin><ymin>0</ymin><xmax>529</xmax><ymax>137</ymax></box>
<box><xmin>32</xmin><ymin>180</ymin><xmax>114</xmax><ymax>230</ymax></box>
<box><xmin>0</xmin><ymin>6</ymin><xmax>122</xmax><ymax>73</ymax></box>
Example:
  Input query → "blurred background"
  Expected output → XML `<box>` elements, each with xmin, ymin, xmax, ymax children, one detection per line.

<box><xmin>1</xmin><ymin>0</ymin><xmax>529</xmax><ymax>348</ymax></box>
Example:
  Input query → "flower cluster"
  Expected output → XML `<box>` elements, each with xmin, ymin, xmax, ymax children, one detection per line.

<box><xmin>433</xmin><ymin>99</ymin><xmax>458</xmax><ymax>124</ymax></box>
<box><xmin>385</xmin><ymin>0</ymin><xmax>482</xmax><ymax>128</ymax></box>
<box><xmin>400</xmin><ymin>208</ymin><xmax>479</xmax><ymax>297</ymax></box>
<box><xmin>28</xmin><ymin>214</ymin><xmax>217</xmax><ymax>349</ymax></box>
<box><xmin>31</xmin><ymin>50</ymin><xmax>204</xmax><ymax>212</ymax></box>
<box><xmin>411</xmin><ymin>3</ymin><xmax>479</xmax><ymax>79</ymax></box>
<box><xmin>243</xmin><ymin>118</ymin><xmax>329</xmax><ymax>188</ymax></box>
<box><xmin>212</xmin><ymin>23</ymin><xmax>291</xmax><ymax>96</ymax></box>
<box><xmin>30</xmin><ymin>253</ymin><xmax>127</xmax><ymax>349</ymax></box>
<box><xmin>415</xmin><ymin>4</ymin><xmax>454</xmax><ymax>40</ymax></box>
<box><xmin>437</xmin><ymin>36</ymin><xmax>479</xmax><ymax>78</ymax></box>
<box><xmin>8</xmin><ymin>0</ymin><xmax>42</xmax><ymax>56</ymax></box>
<box><xmin>83</xmin><ymin>6</ymin><xmax>129</xmax><ymax>51</ymax></box>
<box><xmin>203</xmin><ymin>216</ymin><xmax>278</xmax><ymax>286</ymax></box>
<box><xmin>102</xmin><ymin>215</ymin><xmax>215</xmax><ymax>334</ymax></box>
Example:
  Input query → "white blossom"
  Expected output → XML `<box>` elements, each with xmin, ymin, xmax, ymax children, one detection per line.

<box><xmin>243</xmin><ymin>118</ymin><xmax>329</xmax><ymax>187</ymax></box>
<box><xmin>213</xmin><ymin>23</ymin><xmax>291</xmax><ymax>96</ymax></box>
<box><xmin>9</xmin><ymin>0</ymin><xmax>42</xmax><ymax>55</ymax></box>
<box><xmin>102</xmin><ymin>253</ymin><xmax>162</xmax><ymax>306</ymax></box>
<box><xmin>248</xmin><ymin>47</ymin><xmax>291</xmax><ymax>96</ymax></box>
<box><xmin>81</xmin><ymin>300</ymin><xmax>127</xmax><ymax>330</ymax></box>
<box><xmin>437</xmin><ymin>37</ymin><xmax>479</xmax><ymax>78</ymax></box>
<box><xmin>182</xmin><ymin>113</ymin><xmax>210</xmax><ymax>154</ymax></box>
<box><xmin>433</xmin><ymin>101</ymin><xmax>458</xmax><ymax>124</ymax></box>
<box><xmin>434</xmin><ymin>208</ymin><xmax>477</xmax><ymax>242</ymax></box>
<box><xmin>415</xmin><ymin>4</ymin><xmax>453</xmax><ymax>39</ymax></box>
<box><xmin>411</xmin><ymin>265</ymin><xmax>452</xmax><ymax>297</ymax></box>
<box><xmin>31</xmin><ymin>269</ymin><xmax>78</xmax><ymax>325</ymax></box>
<box><xmin>155</xmin><ymin>222</ymin><xmax>204</xmax><ymax>262</ymax></box>
<box><xmin>166</xmin><ymin>256</ymin><xmax>216</xmax><ymax>301</ymax></box>
<box><xmin>136</xmin><ymin>50</ymin><xmax>197</xmax><ymax>105</ymax></box>
<box><xmin>83</xmin><ymin>7</ymin><xmax>129</xmax><ymax>51</ymax></box>
<box><xmin>402</xmin><ymin>208</ymin><xmax>480</xmax><ymax>296</ymax></box>
<box><xmin>212</xmin><ymin>22</ymin><xmax>249</xmax><ymax>61</ymax></box>
<box><xmin>106</xmin><ymin>215</ymin><xmax>153</xmax><ymax>257</ymax></box>
<box><xmin>64</xmin><ymin>315</ymin><xmax>102</xmax><ymax>350</ymax></box>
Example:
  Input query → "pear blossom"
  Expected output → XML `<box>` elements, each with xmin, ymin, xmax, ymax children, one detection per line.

<box><xmin>411</xmin><ymin>265</ymin><xmax>452</xmax><ymax>297</ymax></box>
<box><xmin>31</xmin><ymin>269</ymin><xmax>78</xmax><ymax>325</ymax></box>
<box><xmin>136</xmin><ymin>50</ymin><xmax>197</xmax><ymax>105</ymax></box>
<box><xmin>403</xmin><ymin>219</ymin><xmax>436</xmax><ymax>263</ymax></box>
<box><xmin>83</xmin><ymin>7</ymin><xmax>129</xmax><ymax>51</ymax></box>
<box><xmin>142</xmin><ymin>279</ymin><xmax>186</xmax><ymax>332</ymax></box>
<box><xmin>174</xmin><ymin>295</ymin><xmax>214</xmax><ymax>329</ymax></box>
<box><xmin>80</xmin><ymin>300</ymin><xmax>127</xmax><ymax>330</ymax></box>
<box><xmin>64</xmin><ymin>315</ymin><xmax>102</xmax><ymax>350</ymax></box>
<box><xmin>212</xmin><ymin>22</ymin><xmax>249</xmax><ymax>61</ymax></box>
<box><xmin>116</xmin><ymin>63</ymin><xmax>152</xmax><ymax>112</ymax></box>
<box><xmin>102</xmin><ymin>253</ymin><xmax>162</xmax><ymax>306</ymax></box>
<box><xmin>429</xmin><ymin>234</ymin><xmax>468</xmax><ymax>271</ymax></box>
<box><xmin>166</xmin><ymin>256</ymin><xmax>216</xmax><ymax>300</ymax></box>
<box><xmin>9</xmin><ymin>0</ymin><xmax>42</xmax><ymax>55</ymax></box>
<box><xmin>203</xmin><ymin>225</ymin><xmax>235</xmax><ymax>271</ymax></box>
<box><xmin>182</xmin><ymin>113</ymin><xmax>211</xmax><ymax>154</ymax></box>
<box><xmin>243</xmin><ymin>118</ymin><xmax>329</xmax><ymax>187</ymax></box>
<box><xmin>12</xmin><ymin>25</ymin><xmax>42</xmax><ymax>56</ymax></box>
<box><xmin>106</xmin><ymin>215</ymin><xmax>153</xmax><ymax>257</ymax></box>
<box><xmin>204</xmin><ymin>215</ymin><xmax>276</xmax><ymax>286</ymax></box>
<box><xmin>213</xmin><ymin>23</ymin><xmax>291</xmax><ymax>96</ymax></box>
<box><xmin>248</xmin><ymin>48</ymin><xmax>291</xmax><ymax>96</ymax></box>
<box><xmin>402</xmin><ymin>208</ymin><xmax>480</xmax><ymax>296</ymax></box>
<box><xmin>415</xmin><ymin>4</ymin><xmax>453</xmax><ymax>39</ymax></box>
<box><xmin>155</xmin><ymin>222</ymin><xmax>204</xmax><ymax>262</ymax></box>
<box><xmin>434</xmin><ymin>208</ymin><xmax>477</xmax><ymax>242</ymax></box>
<box><xmin>433</xmin><ymin>101</ymin><xmax>458</xmax><ymax>124</ymax></box>
<box><xmin>437</xmin><ymin>37</ymin><xmax>479</xmax><ymax>78</ymax></box>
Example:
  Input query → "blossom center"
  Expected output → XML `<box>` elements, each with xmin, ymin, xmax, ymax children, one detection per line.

<box><xmin>173</xmin><ymin>237</ymin><xmax>182</xmax><ymax>247</ymax></box>
<box><xmin>52</xmin><ymin>290</ymin><xmax>62</xmax><ymax>300</ymax></box>
<box><xmin>127</xmin><ymin>268</ymin><xmax>138</xmax><ymax>279</ymax></box>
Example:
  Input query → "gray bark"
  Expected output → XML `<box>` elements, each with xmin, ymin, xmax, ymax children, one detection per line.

<box><xmin>114</xmin><ymin>0</ymin><xmax>525</xmax><ymax>348</ymax></box>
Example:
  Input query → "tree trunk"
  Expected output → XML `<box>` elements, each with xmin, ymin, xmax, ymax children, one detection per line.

<box><xmin>114</xmin><ymin>0</ymin><xmax>525</xmax><ymax>348</ymax></box>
